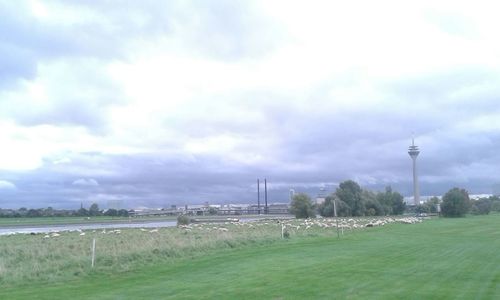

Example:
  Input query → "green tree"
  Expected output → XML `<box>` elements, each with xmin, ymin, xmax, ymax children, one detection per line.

<box><xmin>415</xmin><ymin>204</ymin><xmax>430</xmax><ymax>214</ymax></box>
<box><xmin>104</xmin><ymin>208</ymin><xmax>118</xmax><ymax>217</ymax></box>
<box><xmin>376</xmin><ymin>186</ymin><xmax>406</xmax><ymax>215</ymax></box>
<box><xmin>89</xmin><ymin>203</ymin><xmax>100</xmax><ymax>216</ymax></box>
<box><xmin>364</xmin><ymin>198</ymin><xmax>384</xmax><ymax>216</ymax></box>
<box><xmin>488</xmin><ymin>196</ymin><xmax>500</xmax><ymax>212</ymax></box>
<box><xmin>27</xmin><ymin>209</ymin><xmax>41</xmax><ymax>217</ymax></box>
<box><xmin>319</xmin><ymin>195</ymin><xmax>351</xmax><ymax>217</ymax></box>
<box><xmin>441</xmin><ymin>188</ymin><xmax>471</xmax><ymax>217</ymax></box>
<box><xmin>290</xmin><ymin>193</ymin><xmax>316</xmax><ymax>218</ymax></box>
<box><xmin>471</xmin><ymin>198</ymin><xmax>491</xmax><ymax>215</ymax></box>
<box><xmin>18</xmin><ymin>207</ymin><xmax>28</xmax><ymax>217</ymax></box>
<box><xmin>318</xmin><ymin>195</ymin><xmax>335</xmax><ymax>217</ymax></box>
<box><xmin>76</xmin><ymin>207</ymin><xmax>89</xmax><ymax>217</ymax></box>
<box><xmin>391</xmin><ymin>191</ymin><xmax>406</xmax><ymax>215</ymax></box>
<box><xmin>424</xmin><ymin>196</ymin><xmax>439</xmax><ymax>213</ymax></box>
<box><xmin>336</xmin><ymin>180</ymin><xmax>364</xmax><ymax>216</ymax></box>
<box><xmin>208</xmin><ymin>207</ymin><xmax>218</xmax><ymax>215</ymax></box>
<box><xmin>491</xmin><ymin>201</ymin><xmax>500</xmax><ymax>212</ymax></box>
<box><xmin>118</xmin><ymin>209</ymin><xmax>129</xmax><ymax>217</ymax></box>
<box><xmin>44</xmin><ymin>207</ymin><xmax>54</xmax><ymax>217</ymax></box>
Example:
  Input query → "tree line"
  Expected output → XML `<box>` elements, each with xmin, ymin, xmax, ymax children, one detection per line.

<box><xmin>291</xmin><ymin>180</ymin><xmax>406</xmax><ymax>218</ymax></box>
<box><xmin>437</xmin><ymin>188</ymin><xmax>500</xmax><ymax>217</ymax></box>
<box><xmin>291</xmin><ymin>181</ymin><xmax>500</xmax><ymax>219</ymax></box>
<box><xmin>0</xmin><ymin>203</ymin><xmax>129</xmax><ymax>218</ymax></box>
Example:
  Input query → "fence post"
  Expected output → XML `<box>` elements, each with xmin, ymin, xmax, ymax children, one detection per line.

<box><xmin>91</xmin><ymin>238</ymin><xmax>96</xmax><ymax>268</ymax></box>
<box><xmin>334</xmin><ymin>200</ymin><xmax>340</xmax><ymax>239</ymax></box>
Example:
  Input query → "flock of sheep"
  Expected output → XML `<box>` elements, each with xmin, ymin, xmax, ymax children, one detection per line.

<box><xmin>176</xmin><ymin>216</ymin><xmax>424</xmax><ymax>234</ymax></box>
<box><xmin>34</xmin><ymin>216</ymin><xmax>425</xmax><ymax>239</ymax></box>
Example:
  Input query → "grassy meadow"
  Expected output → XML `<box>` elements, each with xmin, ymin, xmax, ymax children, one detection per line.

<box><xmin>1</xmin><ymin>215</ymin><xmax>499</xmax><ymax>299</ymax></box>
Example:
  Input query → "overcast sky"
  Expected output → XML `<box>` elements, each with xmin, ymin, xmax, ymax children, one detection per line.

<box><xmin>1</xmin><ymin>0</ymin><xmax>500</xmax><ymax>209</ymax></box>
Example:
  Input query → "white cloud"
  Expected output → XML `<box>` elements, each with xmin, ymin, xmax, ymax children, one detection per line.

<box><xmin>0</xmin><ymin>180</ymin><xmax>16</xmax><ymax>190</ymax></box>
<box><xmin>72</xmin><ymin>178</ymin><xmax>99</xmax><ymax>187</ymax></box>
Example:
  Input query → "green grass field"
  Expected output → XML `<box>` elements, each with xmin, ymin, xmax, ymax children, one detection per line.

<box><xmin>1</xmin><ymin>215</ymin><xmax>499</xmax><ymax>299</ymax></box>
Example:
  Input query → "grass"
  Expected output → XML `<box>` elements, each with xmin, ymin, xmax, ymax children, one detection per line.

<box><xmin>1</xmin><ymin>215</ymin><xmax>499</xmax><ymax>299</ymax></box>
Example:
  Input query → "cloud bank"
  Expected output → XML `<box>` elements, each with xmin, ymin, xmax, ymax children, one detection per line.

<box><xmin>1</xmin><ymin>0</ymin><xmax>500</xmax><ymax>208</ymax></box>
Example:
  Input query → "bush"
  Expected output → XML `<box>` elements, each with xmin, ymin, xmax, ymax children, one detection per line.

<box><xmin>441</xmin><ymin>188</ymin><xmax>471</xmax><ymax>217</ymax></box>
<box><xmin>290</xmin><ymin>193</ymin><xmax>316</xmax><ymax>219</ymax></box>
<box><xmin>471</xmin><ymin>198</ymin><xmax>491</xmax><ymax>215</ymax></box>
<box><xmin>318</xmin><ymin>196</ymin><xmax>335</xmax><ymax>217</ymax></box>
<box><xmin>104</xmin><ymin>209</ymin><xmax>118</xmax><ymax>217</ymax></box>
<box><xmin>491</xmin><ymin>201</ymin><xmax>500</xmax><ymax>212</ymax></box>
<box><xmin>415</xmin><ymin>204</ymin><xmax>430</xmax><ymax>214</ymax></box>
<box><xmin>364</xmin><ymin>199</ymin><xmax>384</xmax><ymax>216</ymax></box>
<box><xmin>177</xmin><ymin>215</ymin><xmax>191</xmax><ymax>226</ymax></box>
<box><xmin>208</xmin><ymin>207</ymin><xmax>218</xmax><ymax>215</ymax></box>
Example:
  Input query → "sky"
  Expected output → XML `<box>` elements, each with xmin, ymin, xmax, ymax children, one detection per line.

<box><xmin>1</xmin><ymin>0</ymin><xmax>500</xmax><ymax>209</ymax></box>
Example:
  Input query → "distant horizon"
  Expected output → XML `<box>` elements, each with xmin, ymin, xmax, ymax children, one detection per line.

<box><xmin>0</xmin><ymin>187</ymin><xmax>496</xmax><ymax>210</ymax></box>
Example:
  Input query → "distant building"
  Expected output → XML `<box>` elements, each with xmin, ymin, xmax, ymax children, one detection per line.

<box><xmin>469</xmin><ymin>194</ymin><xmax>492</xmax><ymax>200</ymax></box>
<box><xmin>315</xmin><ymin>187</ymin><xmax>327</xmax><ymax>205</ymax></box>
<box><xmin>315</xmin><ymin>197</ymin><xmax>325</xmax><ymax>205</ymax></box>
<box><xmin>404</xmin><ymin>195</ymin><xmax>440</xmax><ymax>205</ymax></box>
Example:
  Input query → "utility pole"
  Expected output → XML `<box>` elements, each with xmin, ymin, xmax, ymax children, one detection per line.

<box><xmin>264</xmin><ymin>178</ymin><xmax>268</xmax><ymax>214</ymax></box>
<box><xmin>257</xmin><ymin>179</ymin><xmax>261</xmax><ymax>215</ymax></box>
<box><xmin>334</xmin><ymin>199</ymin><xmax>339</xmax><ymax>239</ymax></box>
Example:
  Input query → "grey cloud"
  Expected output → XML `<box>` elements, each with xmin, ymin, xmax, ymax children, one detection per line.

<box><xmin>0</xmin><ymin>151</ymin><xmax>302</xmax><ymax>208</ymax></box>
<box><xmin>3</xmin><ymin>127</ymin><xmax>500</xmax><ymax>209</ymax></box>
<box><xmin>72</xmin><ymin>178</ymin><xmax>99</xmax><ymax>187</ymax></box>
<box><xmin>158</xmin><ymin>72</ymin><xmax>500</xmax><ymax>201</ymax></box>
<box><xmin>0</xmin><ymin>1</ymin><xmax>167</xmax><ymax>91</ymax></box>
<box><xmin>12</xmin><ymin>100</ymin><xmax>106</xmax><ymax>130</ymax></box>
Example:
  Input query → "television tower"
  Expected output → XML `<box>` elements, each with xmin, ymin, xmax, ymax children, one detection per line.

<box><xmin>408</xmin><ymin>137</ymin><xmax>420</xmax><ymax>206</ymax></box>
